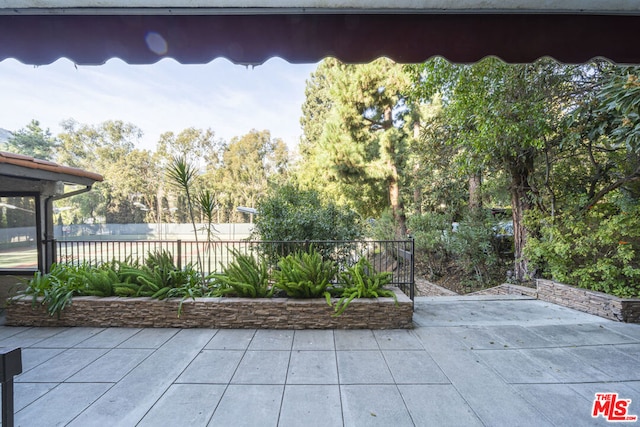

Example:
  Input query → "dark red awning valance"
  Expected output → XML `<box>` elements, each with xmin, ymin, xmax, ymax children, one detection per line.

<box><xmin>1</xmin><ymin>14</ymin><xmax>639</xmax><ymax>66</ymax></box>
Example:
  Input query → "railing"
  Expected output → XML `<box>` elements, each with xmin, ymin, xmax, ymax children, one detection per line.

<box><xmin>54</xmin><ymin>239</ymin><xmax>415</xmax><ymax>299</ymax></box>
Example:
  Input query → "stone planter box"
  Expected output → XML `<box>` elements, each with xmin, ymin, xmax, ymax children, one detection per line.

<box><xmin>537</xmin><ymin>279</ymin><xmax>640</xmax><ymax>323</ymax></box>
<box><xmin>5</xmin><ymin>287</ymin><xmax>413</xmax><ymax>329</ymax></box>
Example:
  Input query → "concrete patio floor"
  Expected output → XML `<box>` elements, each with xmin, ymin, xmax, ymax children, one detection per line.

<box><xmin>1</xmin><ymin>295</ymin><xmax>639</xmax><ymax>426</ymax></box>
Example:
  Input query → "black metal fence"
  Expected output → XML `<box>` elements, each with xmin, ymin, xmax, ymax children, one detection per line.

<box><xmin>54</xmin><ymin>239</ymin><xmax>414</xmax><ymax>299</ymax></box>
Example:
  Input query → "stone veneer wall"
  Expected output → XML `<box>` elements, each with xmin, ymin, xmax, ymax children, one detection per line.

<box><xmin>5</xmin><ymin>287</ymin><xmax>413</xmax><ymax>329</ymax></box>
<box><xmin>537</xmin><ymin>279</ymin><xmax>640</xmax><ymax>323</ymax></box>
<box><xmin>469</xmin><ymin>283</ymin><xmax>538</xmax><ymax>298</ymax></box>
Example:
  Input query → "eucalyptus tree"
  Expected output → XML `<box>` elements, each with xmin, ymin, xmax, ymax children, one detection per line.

<box><xmin>211</xmin><ymin>129</ymin><xmax>289</xmax><ymax>222</ymax></box>
<box><xmin>57</xmin><ymin>119</ymin><xmax>158</xmax><ymax>224</ymax></box>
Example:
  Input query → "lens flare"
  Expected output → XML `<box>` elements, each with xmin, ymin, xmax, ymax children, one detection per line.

<box><xmin>145</xmin><ymin>32</ymin><xmax>168</xmax><ymax>56</ymax></box>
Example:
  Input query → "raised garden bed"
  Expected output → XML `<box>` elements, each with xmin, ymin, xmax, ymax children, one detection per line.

<box><xmin>5</xmin><ymin>287</ymin><xmax>413</xmax><ymax>329</ymax></box>
<box><xmin>537</xmin><ymin>279</ymin><xmax>640</xmax><ymax>323</ymax></box>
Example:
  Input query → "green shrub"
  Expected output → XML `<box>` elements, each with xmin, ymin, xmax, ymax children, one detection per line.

<box><xmin>332</xmin><ymin>257</ymin><xmax>395</xmax><ymax>315</ymax></box>
<box><xmin>212</xmin><ymin>251</ymin><xmax>272</xmax><ymax>298</ymax></box>
<box><xmin>406</xmin><ymin>212</ymin><xmax>453</xmax><ymax>277</ymax></box>
<box><xmin>526</xmin><ymin>203</ymin><xmax>640</xmax><ymax>298</ymax></box>
<box><xmin>273</xmin><ymin>247</ymin><xmax>337</xmax><ymax>298</ymax></box>
<box><xmin>253</xmin><ymin>184</ymin><xmax>363</xmax><ymax>264</ymax></box>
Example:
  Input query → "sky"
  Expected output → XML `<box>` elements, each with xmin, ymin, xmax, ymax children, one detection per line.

<box><xmin>0</xmin><ymin>57</ymin><xmax>319</xmax><ymax>152</ymax></box>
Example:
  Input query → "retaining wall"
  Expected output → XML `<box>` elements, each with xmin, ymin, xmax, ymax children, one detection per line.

<box><xmin>5</xmin><ymin>287</ymin><xmax>413</xmax><ymax>329</ymax></box>
<box><xmin>537</xmin><ymin>279</ymin><xmax>640</xmax><ymax>323</ymax></box>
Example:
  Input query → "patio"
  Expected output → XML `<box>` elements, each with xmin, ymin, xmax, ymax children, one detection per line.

<box><xmin>1</xmin><ymin>295</ymin><xmax>640</xmax><ymax>426</ymax></box>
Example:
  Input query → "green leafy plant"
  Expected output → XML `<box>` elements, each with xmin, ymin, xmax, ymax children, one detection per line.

<box><xmin>20</xmin><ymin>263</ymin><xmax>85</xmax><ymax>317</ymax></box>
<box><xmin>212</xmin><ymin>250</ymin><xmax>272</xmax><ymax>298</ymax></box>
<box><xmin>273</xmin><ymin>247</ymin><xmax>338</xmax><ymax>298</ymax></box>
<box><xmin>332</xmin><ymin>257</ymin><xmax>396</xmax><ymax>315</ymax></box>
<box><xmin>526</xmin><ymin>203</ymin><xmax>640</xmax><ymax>298</ymax></box>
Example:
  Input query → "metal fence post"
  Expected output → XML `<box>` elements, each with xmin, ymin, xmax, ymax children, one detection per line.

<box><xmin>176</xmin><ymin>240</ymin><xmax>182</xmax><ymax>270</ymax></box>
<box><xmin>1</xmin><ymin>348</ymin><xmax>22</xmax><ymax>427</ymax></box>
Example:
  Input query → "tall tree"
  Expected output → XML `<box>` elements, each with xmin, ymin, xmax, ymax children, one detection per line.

<box><xmin>409</xmin><ymin>58</ymin><xmax>580</xmax><ymax>282</ymax></box>
<box><xmin>57</xmin><ymin>120</ymin><xmax>157</xmax><ymax>224</ymax></box>
<box><xmin>5</xmin><ymin>120</ymin><xmax>57</xmax><ymax>160</ymax></box>
<box><xmin>211</xmin><ymin>129</ymin><xmax>289</xmax><ymax>222</ymax></box>
<box><xmin>299</xmin><ymin>58</ymin><xmax>417</xmax><ymax>236</ymax></box>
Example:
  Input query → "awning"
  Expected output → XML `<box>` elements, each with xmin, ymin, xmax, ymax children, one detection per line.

<box><xmin>1</xmin><ymin>13</ymin><xmax>640</xmax><ymax>65</ymax></box>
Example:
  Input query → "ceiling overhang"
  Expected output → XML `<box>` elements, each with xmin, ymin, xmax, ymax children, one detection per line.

<box><xmin>1</xmin><ymin>2</ymin><xmax>639</xmax><ymax>65</ymax></box>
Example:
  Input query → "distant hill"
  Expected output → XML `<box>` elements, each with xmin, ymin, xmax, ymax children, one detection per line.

<box><xmin>0</xmin><ymin>128</ymin><xmax>13</xmax><ymax>150</ymax></box>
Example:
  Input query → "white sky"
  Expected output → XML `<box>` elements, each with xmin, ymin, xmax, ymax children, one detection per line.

<box><xmin>0</xmin><ymin>57</ymin><xmax>318</xmax><ymax>152</ymax></box>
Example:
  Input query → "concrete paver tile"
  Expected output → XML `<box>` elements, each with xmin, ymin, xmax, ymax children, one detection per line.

<box><xmin>231</xmin><ymin>350</ymin><xmax>290</xmax><ymax>384</ymax></box>
<box><xmin>116</xmin><ymin>327</ymin><xmax>179</xmax><ymax>349</ymax></box>
<box><xmin>514</xmin><ymin>383</ymin><xmax>608</xmax><ymax>426</ymax></box>
<box><xmin>208</xmin><ymin>384</ymin><xmax>283</xmax><ymax>427</ymax></box>
<box><xmin>137</xmin><ymin>384</ymin><xmax>226</xmax><ymax>427</ymax></box>
<box><xmin>334</xmin><ymin>330</ymin><xmax>378</xmax><ymax>350</ymax></box>
<box><xmin>293</xmin><ymin>329</ymin><xmax>335</xmax><ymax>350</ymax></box>
<box><xmin>16</xmin><ymin>382</ymin><xmax>112</xmax><ymax>426</ymax></box>
<box><xmin>249</xmin><ymin>329</ymin><xmax>293</xmax><ymax>350</ymax></box>
<box><xmin>19</xmin><ymin>347</ymin><xmax>65</xmax><ymax>372</ymax></box>
<box><xmin>287</xmin><ymin>350</ymin><xmax>338</xmax><ymax>384</ymax></box>
<box><xmin>528</xmin><ymin>323</ymin><xmax>637</xmax><ymax>347</ymax></box>
<box><xmin>522</xmin><ymin>348</ymin><xmax>612</xmax><ymax>383</ymax></box>
<box><xmin>67</xmin><ymin>348</ymin><xmax>153</xmax><ymax>383</ymax></box>
<box><xmin>413</xmin><ymin>326</ymin><xmax>470</xmax><ymax>351</ymax></box>
<box><xmin>67</xmin><ymin>329</ymin><xmax>215</xmax><ymax>427</ymax></box>
<box><xmin>336</xmin><ymin>351</ymin><xmax>394</xmax><ymax>384</ymax></box>
<box><xmin>14</xmin><ymin>382</ymin><xmax>57</xmax><ymax>412</ymax></box>
<box><xmin>74</xmin><ymin>327</ymin><xmax>141</xmax><ymax>348</ymax></box>
<box><xmin>475</xmin><ymin>349</ymin><xmax>560</xmax><ymax>383</ymax></box>
<box><xmin>373</xmin><ymin>329</ymin><xmax>424</xmax><ymax>350</ymax></box>
<box><xmin>279</xmin><ymin>384</ymin><xmax>343</xmax><ymax>427</ymax></box>
<box><xmin>341</xmin><ymin>384</ymin><xmax>414</xmax><ymax>426</ymax></box>
<box><xmin>0</xmin><ymin>327</ymin><xmax>68</xmax><ymax>348</ymax></box>
<box><xmin>205</xmin><ymin>329</ymin><xmax>255</xmax><ymax>350</ymax></box>
<box><xmin>35</xmin><ymin>327</ymin><xmax>104</xmax><ymax>348</ymax></box>
<box><xmin>563</xmin><ymin>345</ymin><xmax>640</xmax><ymax>381</ymax></box>
<box><xmin>398</xmin><ymin>384</ymin><xmax>483</xmax><ymax>426</ymax></box>
<box><xmin>177</xmin><ymin>349</ymin><xmax>244</xmax><ymax>384</ymax></box>
<box><xmin>485</xmin><ymin>325</ymin><xmax>555</xmax><ymax>348</ymax></box>
<box><xmin>429</xmin><ymin>347</ymin><xmax>554</xmax><ymax>426</ymax></box>
<box><xmin>16</xmin><ymin>348</ymin><xmax>108</xmax><ymax>383</ymax></box>
<box><xmin>382</xmin><ymin>350</ymin><xmax>449</xmax><ymax>384</ymax></box>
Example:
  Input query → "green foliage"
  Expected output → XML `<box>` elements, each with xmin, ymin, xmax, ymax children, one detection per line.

<box><xmin>254</xmin><ymin>183</ymin><xmax>363</xmax><ymax>242</ymax></box>
<box><xmin>407</xmin><ymin>212</ymin><xmax>454</xmax><ymax>277</ymax></box>
<box><xmin>273</xmin><ymin>247</ymin><xmax>338</xmax><ymax>298</ymax></box>
<box><xmin>407</xmin><ymin>211</ymin><xmax>510</xmax><ymax>290</ymax></box>
<box><xmin>17</xmin><ymin>251</ymin><xmax>208</xmax><ymax>316</ymax></box>
<box><xmin>212</xmin><ymin>251</ymin><xmax>272</xmax><ymax>298</ymax></box>
<box><xmin>526</xmin><ymin>203</ymin><xmax>640</xmax><ymax>298</ymax></box>
<box><xmin>332</xmin><ymin>257</ymin><xmax>395</xmax><ymax>316</ymax></box>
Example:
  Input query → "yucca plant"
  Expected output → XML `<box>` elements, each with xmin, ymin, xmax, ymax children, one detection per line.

<box><xmin>273</xmin><ymin>247</ymin><xmax>337</xmax><ymax>299</ymax></box>
<box><xmin>212</xmin><ymin>250</ymin><xmax>272</xmax><ymax>298</ymax></box>
<box><xmin>333</xmin><ymin>257</ymin><xmax>396</xmax><ymax>316</ymax></box>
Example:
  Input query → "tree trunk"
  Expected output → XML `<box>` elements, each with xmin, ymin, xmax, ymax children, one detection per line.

<box><xmin>510</xmin><ymin>154</ymin><xmax>534</xmax><ymax>283</ymax></box>
<box><xmin>389</xmin><ymin>171</ymin><xmax>407</xmax><ymax>238</ymax></box>
<box><xmin>469</xmin><ymin>172</ymin><xmax>482</xmax><ymax>210</ymax></box>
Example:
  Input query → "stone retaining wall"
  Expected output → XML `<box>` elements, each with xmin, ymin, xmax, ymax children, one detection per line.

<box><xmin>537</xmin><ymin>279</ymin><xmax>640</xmax><ymax>323</ymax></box>
<box><xmin>5</xmin><ymin>287</ymin><xmax>413</xmax><ymax>329</ymax></box>
<box><xmin>469</xmin><ymin>283</ymin><xmax>538</xmax><ymax>298</ymax></box>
